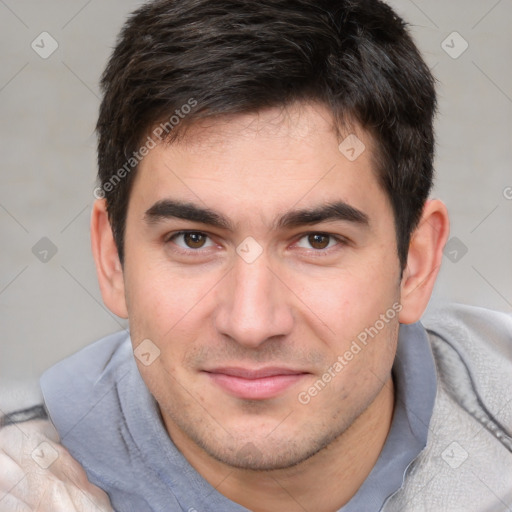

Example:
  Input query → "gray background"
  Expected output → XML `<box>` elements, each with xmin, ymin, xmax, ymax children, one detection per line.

<box><xmin>1</xmin><ymin>0</ymin><xmax>511</xmax><ymax>412</ymax></box>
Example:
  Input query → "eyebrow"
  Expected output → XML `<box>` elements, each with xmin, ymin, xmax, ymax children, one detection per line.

<box><xmin>276</xmin><ymin>201</ymin><xmax>369</xmax><ymax>229</ymax></box>
<box><xmin>144</xmin><ymin>199</ymin><xmax>370</xmax><ymax>231</ymax></box>
<box><xmin>144</xmin><ymin>199</ymin><xmax>233</xmax><ymax>230</ymax></box>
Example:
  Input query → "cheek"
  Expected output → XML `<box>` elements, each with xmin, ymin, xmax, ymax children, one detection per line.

<box><xmin>309</xmin><ymin>316</ymin><xmax>398</xmax><ymax>411</ymax></box>
<box><xmin>291</xmin><ymin>260</ymin><xmax>400</xmax><ymax>347</ymax></box>
<box><xmin>124</xmin><ymin>258</ymin><xmax>215</xmax><ymax>329</ymax></box>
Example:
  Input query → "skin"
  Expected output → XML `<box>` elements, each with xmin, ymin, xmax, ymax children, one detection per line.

<box><xmin>0</xmin><ymin>421</ymin><xmax>113</xmax><ymax>512</ymax></box>
<box><xmin>91</xmin><ymin>102</ymin><xmax>449</xmax><ymax>511</ymax></box>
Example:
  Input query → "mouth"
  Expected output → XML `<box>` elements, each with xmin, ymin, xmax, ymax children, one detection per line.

<box><xmin>202</xmin><ymin>367</ymin><xmax>310</xmax><ymax>400</ymax></box>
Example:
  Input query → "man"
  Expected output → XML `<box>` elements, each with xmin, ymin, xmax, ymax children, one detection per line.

<box><xmin>1</xmin><ymin>0</ymin><xmax>511</xmax><ymax>511</ymax></box>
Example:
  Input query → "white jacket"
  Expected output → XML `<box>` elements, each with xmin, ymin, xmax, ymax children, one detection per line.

<box><xmin>383</xmin><ymin>303</ymin><xmax>512</xmax><ymax>511</ymax></box>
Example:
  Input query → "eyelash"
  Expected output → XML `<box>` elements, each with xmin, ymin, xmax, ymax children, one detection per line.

<box><xmin>294</xmin><ymin>234</ymin><xmax>352</xmax><ymax>262</ymax></box>
<box><xmin>165</xmin><ymin>231</ymin><xmax>217</xmax><ymax>255</ymax></box>
<box><xmin>165</xmin><ymin>230</ymin><xmax>349</xmax><ymax>256</ymax></box>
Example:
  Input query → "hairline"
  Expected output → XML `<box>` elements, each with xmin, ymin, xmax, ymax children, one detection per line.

<box><xmin>113</xmin><ymin>100</ymin><xmax>403</xmax><ymax>266</ymax></box>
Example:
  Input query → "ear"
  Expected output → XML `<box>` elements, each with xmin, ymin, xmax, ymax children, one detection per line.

<box><xmin>90</xmin><ymin>199</ymin><xmax>128</xmax><ymax>318</ymax></box>
<box><xmin>399</xmin><ymin>199</ymin><xmax>450</xmax><ymax>324</ymax></box>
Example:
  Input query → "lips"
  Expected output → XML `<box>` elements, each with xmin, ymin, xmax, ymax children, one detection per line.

<box><xmin>203</xmin><ymin>367</ymin><xmax>309</xmax><ymax>400</ymax></box>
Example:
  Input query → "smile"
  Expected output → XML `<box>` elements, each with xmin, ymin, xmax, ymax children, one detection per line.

<box><xmin>203</xmin><ymin>367</ymin><xmax>309</xmax><ymax>400</ymax></box>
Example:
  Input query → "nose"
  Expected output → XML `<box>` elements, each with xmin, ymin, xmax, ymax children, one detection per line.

<box><xmin>214</xmin><ymin>254</ymin><xmax>294</xmax><ymax>348</ymax></box>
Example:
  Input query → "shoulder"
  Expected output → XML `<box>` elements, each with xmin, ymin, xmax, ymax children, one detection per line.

<box><xmin>40</xmin><ymin>329</ymin><xmax>132</xmax><ymax>395</ymax></box>
<box><xmin>422</xmin><ymin>301</ymin><xmax>512</xmax><ymax>358</ymax></box>
<box><xmin>39</xmin><ymin>330</ymin><xmax>133</xmax><ymax>436</ymax></box>
<box><xmin>421</xmin><ymin>302</ymin><xmax>512</xmax><ymax>429</ymax></box>
<box><xmin>383</xmin><ymin>303</ymin><xmax>512</xmax><ymax>511</ymax></box>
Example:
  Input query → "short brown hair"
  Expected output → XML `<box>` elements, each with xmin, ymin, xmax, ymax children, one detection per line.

<box><xmin>96</xmin><ymin>0</ymin><xmax>437</xmax><ymax>268</ymax></box>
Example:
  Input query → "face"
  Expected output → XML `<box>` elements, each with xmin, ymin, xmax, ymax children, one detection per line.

<box><xmin>121</xmin><ymin>102</ymin><xmax>402</xmax><ymax>471</ymax></box>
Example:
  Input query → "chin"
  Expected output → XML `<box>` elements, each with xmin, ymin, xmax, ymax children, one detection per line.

<box><xmin>196</xmin><ymin>431</ymin><xmax>335</xmax><ymax>472</ymax></box>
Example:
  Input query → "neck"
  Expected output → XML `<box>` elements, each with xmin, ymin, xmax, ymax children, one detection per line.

<box><xmin>164</xmin><ymin>375</ymin><xmax>395</xmax><ymax>512</ymax></box>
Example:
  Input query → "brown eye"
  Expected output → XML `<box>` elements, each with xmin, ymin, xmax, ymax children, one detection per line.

<box><xmin>307</xmin><ymin>233</ymin><xmax>330</xmax><ymax>249</ymax></box>
<box><xmin>169</xmin><ymin>231</ymin><xmax>214</xmax><ymax>250</ymax></box>
<box><xmin>183</xmin><ymin>232</ymin><xmax>207</xmax><ymax>248</ymax></box>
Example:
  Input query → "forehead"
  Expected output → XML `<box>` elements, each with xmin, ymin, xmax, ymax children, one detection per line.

<box><xmin>130</xmin><ymin>102</ymin><xmax>389</xmax><ymax>224</ymax></box>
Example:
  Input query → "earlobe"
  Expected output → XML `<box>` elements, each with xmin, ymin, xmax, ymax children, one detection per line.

<box><xmin>399</xmin><ymin>199</ymin><xmax>450</xmax><ymax>324</ymax></box>
<box><xmin>90</xmin><ymin>199</ymin><xmax>129</xmax><ymax>319</ymax></box>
